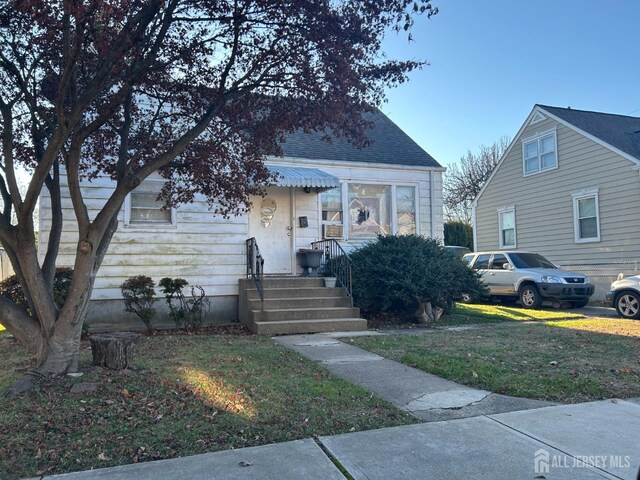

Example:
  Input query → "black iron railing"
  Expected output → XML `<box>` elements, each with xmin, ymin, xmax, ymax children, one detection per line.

<box><xmin>311</xmin><ymin>239</ymin><xmax>353</xmax><ymax>306</ymax></box>
<box><xmin>246</xmin><ymin>237</ymin><xmax>264</xmax><ymax>308</ymax></box>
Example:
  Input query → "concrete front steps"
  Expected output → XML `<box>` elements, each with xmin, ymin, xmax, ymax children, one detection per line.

<box><xmin>238</xmin><ymin>277</ymin><xmax>367</xmax><ymax>335</ymax></box>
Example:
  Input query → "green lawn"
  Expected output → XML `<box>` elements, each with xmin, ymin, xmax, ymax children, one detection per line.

<box><xmin>441</xmin><ymin>303</ymin><xmax>586</xmax><ymax>326</ymax></box>
<box><xmin>0</xmin><ymin>330</ymin><xmax>416</xmax><ymax>479</ymax></box>
<box><xmin>351</xmin><ymin>318</ymin><xmax>640</xmax><ymax>403</ymax></box>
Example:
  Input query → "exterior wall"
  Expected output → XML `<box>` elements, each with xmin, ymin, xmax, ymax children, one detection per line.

<box><xmin>39</xmin><ymin>175</ymin><xmax>248</xmax><ymax>304</ymax></box>
<box><xmin>475</xmin><ymin>116</ymin><xmax>640</xmax><ymax>299</ymax></box>
<box><xmin>272</xmin><ymin>158</ymin><xmax>445</xmax><ymax>249</ymax></box>
<box><xmin>39</xmin><ymin>159</ymin><xmax>444</xmax><ymax>327</ymax></box>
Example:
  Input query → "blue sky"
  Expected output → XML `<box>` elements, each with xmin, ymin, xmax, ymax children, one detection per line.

<box><xmin>380</xmin><ymin>0</ymin><xmax>640</xmax><ymax>169</ymax></box>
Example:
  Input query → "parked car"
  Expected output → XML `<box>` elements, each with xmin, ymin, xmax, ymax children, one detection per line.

<box><xmin>444</xmin><ymin>245</ymin><xmax>471</xmax><ymax>259</ymax></box>
<box><xmin>462</xmin><ymin>251</ymin><xmax>595</xmax><ymax>309</ymax></box>
<box><xmin>606</xmin><ymin>274</ymin><xmax>640</xmax><ymax>319</ymax></box>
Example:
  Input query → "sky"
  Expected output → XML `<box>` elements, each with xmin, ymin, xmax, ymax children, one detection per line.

<box><xmin>379</xmin><ymin>0</ymin><xmax>640</xmax><ymax>170</ymax></box>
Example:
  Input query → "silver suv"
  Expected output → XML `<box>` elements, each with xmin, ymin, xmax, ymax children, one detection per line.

<box><xmin>462</xmin><ymin>251</ymin><xmax>595</xmax><ymax>309</ymax></box>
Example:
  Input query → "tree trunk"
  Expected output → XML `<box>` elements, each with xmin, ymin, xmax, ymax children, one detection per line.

<box><xmin>417</xmin><ymin>302</ymin><xmax>444</xmax><ymax>325</ymax></box>
<box><xmin>90</xmin><ymin>333</ymin><xmax>140</xmax><ymax>370</ymax></box>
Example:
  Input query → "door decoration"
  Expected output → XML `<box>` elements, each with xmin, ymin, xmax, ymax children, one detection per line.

<box><xmin>260</xmin><ymin>198</ymin><xmax>277</xmax><ymax>227</ymax></box>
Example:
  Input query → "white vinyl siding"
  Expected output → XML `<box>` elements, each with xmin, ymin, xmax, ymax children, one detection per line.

<box><xmin>498</xmin><ymin>206</ymin><xmax>516</xmax><ymax>248</ymax></box>
<box><xmin>572</xmin><ymin>189</ymin><xmax>600</xmax><ymax>242</ymax></box>
<box><xmin>522</xmin><ymin>130</ymin><xmax>557</xmax><ymax>176</ymax></box>
<box><xmin>40</xmin><ymin>162</ymin><xmax>443</xmax><ymax>301</ymax></box>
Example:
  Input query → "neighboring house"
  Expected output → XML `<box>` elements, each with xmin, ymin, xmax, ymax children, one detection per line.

<box><xmin>473</xmin><ymin>104</ymin><xmax>640</xmax><ymax>300</ymax></box>
<box><xmin>38</xmin><ymin>109</ymin><xmax>445</xmax><ymax>329</ymax></box>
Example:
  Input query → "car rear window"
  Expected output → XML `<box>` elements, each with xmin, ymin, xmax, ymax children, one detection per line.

<box><xmin>509</xmin><ymin>253</ymin><xmax>556</xmax><ymax>269</ymax></box>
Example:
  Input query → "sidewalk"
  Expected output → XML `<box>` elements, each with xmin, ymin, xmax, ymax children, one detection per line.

<box><xmin>273</xmin><ymin>332</ymin><xmax>553</xmax><ymax>422</ymax></box>
<box><xmin>36</xmin><ymin>333</ymin><xmax>640</xmax><ymax>480</ymax></box>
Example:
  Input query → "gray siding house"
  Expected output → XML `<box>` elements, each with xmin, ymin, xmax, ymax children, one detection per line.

<box><xmin>473</xmin><ymin>105</ymin><xmax>640</xmax><ymax>300</ymax></box>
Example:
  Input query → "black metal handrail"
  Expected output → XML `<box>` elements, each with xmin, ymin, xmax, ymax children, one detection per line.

<box><xmin>311</xmin><ymin>239</ymin><xmax>353</xmax><ymax>306</ymax></box>
<box><xmin>246</xmin><ymin>237</ymin><xmax>264</xmax><ymax>308</ymax></box>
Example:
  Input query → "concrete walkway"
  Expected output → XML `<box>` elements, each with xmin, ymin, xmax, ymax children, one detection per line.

<box><xmin>273</xmin><ymin>333</ymin><xmax>553</xmax><ymax>422</ymax></box>
<box><xmin>39</xmin><ymin>399</ymin><xmax>640</xmax><ymax>480</ymax></box>
<box><xmin>37</xmin><ymin>332</ymin><xmax>640</xmax><ymax>480</ymax></box>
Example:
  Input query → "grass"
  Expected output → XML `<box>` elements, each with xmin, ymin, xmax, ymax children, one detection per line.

<box><xmin>0</xmin><ymin>330</ymin><xmax>417</xmax><ymax>479</ymax></box>
<box><xmin>441</xmin><ymin>303</ymin><xmax>586</xmax><ymax>326</ymax></box>
<box><xmin>367</xmin><ymin>303</ymin><xmax>586</xmax><ymax>329</ymax></box>
<box><xmin>350</xmin><ymin>318</ymin><xmax>640</xmax><ymax>404</ymax></box>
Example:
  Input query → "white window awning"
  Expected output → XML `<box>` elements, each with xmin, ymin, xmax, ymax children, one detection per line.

<box><xmin>268</xmin><ymin>166</ymin><xmax>340</xmax><ymax>190</ymax></box>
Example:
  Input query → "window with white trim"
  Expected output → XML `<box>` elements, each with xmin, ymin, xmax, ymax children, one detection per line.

<box><xmin>125</xmin><ymin>178</ymin><xmax>176</xmax><ymax>227</ymax></box>
<box><xmin>321</xmin><ymin>187</ymin><xmax>343</xmax><ymax>239</ymax></box>
<box><xmin>572</xmin><ymin>189</ymin><xmax>600</xmax><ymax>242</ymax></box>
<box><xmin>498</xmin><ymin>206</ymin><xmax>516</xmax><ymax>248</ymax></box>
<box><xmin>522</xmin><ymin>130</ymin><xmax>557</xmax><ymax>175</ymax></box>
<box><xmin>320</xmin><ymin>183</ymin><xmax>418</xmax><ymax>240</ymax></box>
<box><xmin>396</xmin><ymin>186</ymin><xmax>416</xmax><ymax>235</ymax></box>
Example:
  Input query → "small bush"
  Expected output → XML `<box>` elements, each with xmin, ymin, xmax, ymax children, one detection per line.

<box><xmin>0</xmin><ymin>267</ymin><xmax>73</xmax><ymax>312</ymax></box>
<box><xmin>159</xmin><ymin>277</ymin><xmax>210</xmax><ymax>330</ymax></box>
<box><xmin>120</xmin><ymin>275</ymin><xmax>157</xmax><ymax>333</ymax></box>
<box><xmin>350</xmin><ymin>235</ymin><xmax>486</xmax><ymax>324</ymax></box>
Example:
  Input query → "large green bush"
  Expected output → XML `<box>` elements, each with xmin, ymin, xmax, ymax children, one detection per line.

<box><xmin>350</xmin><ymin>235</ymin><xmax>485</xmax><ymax>322</ymax></box>
<box><xmin>0</xmin><ymin>267</ymin><xmax>73</xmax><ymax>312</ymax></box>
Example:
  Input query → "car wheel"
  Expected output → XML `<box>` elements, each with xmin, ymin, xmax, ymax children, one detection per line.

<box><xmin>569</xmin><ymin>299</ymin><xmax>589</xmax><ymax>308</ymax></box>
<box><xmin>615</xmin><ymin>291</ymin><xmax>640</xmax><ymax>319</ymax></box>
<box><xmin>519</xmin><ymin>284</ymin><xmax>542</xmax><ymax>309</ymax></box>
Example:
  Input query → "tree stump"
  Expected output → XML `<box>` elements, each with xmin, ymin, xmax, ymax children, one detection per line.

<box><xmin>90</xmin><ymin>332</ymin><xmax>140</xmax><ymax>370</ymax></box>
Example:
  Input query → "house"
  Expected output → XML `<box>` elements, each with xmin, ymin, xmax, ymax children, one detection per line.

<box><xmin>473</xmin><ymin>105</ymin><xmax>640</xmax><ymax>300</ymax></box>
<box><xmin>38</xmin><ymin>108</ymin><xmax>445</xmax><ymax>331</ymax></box>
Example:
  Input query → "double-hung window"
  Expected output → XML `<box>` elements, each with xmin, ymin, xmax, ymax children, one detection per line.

<box><xmin>125</xmin><ymin>178</ymin><xmax>176</xmax><ymax>227</ymax></box>
<box><xmin>572</xmin><ymin>189</ymin><xmax>600</xmax><ymax>242</ymax></box>
<box><xmin>523</xmin><ymin>130</ymin><xmax>557</xmax><ymax>175</ymax></box>
<box><xmin>321</xmin><ymin>187</ymin><xmax>344</xmax><ymax>239</ymax></box>
<box><xmin>498</xmin><ymin>206</ymin><xmax>516</xmax><ymax>248</ymax></box>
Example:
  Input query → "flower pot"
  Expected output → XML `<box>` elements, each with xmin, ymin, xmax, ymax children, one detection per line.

<box><xmin>297</xmin><ymin>249</ymin><xmax>324</xmax><ymax>276</ymax></box>
<box><xmin>324</xmin><ymin>277</ymin><xmax>337</xmax><ymax>288</ymax></box>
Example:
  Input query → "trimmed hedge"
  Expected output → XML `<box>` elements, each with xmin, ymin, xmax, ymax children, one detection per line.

<box><xmin>350</xmin><ymin>235</ymin><xmax>485</xmax><ymax>321</ymax></box>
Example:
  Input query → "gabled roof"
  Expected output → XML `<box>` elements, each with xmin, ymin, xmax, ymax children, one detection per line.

<box><xmin>537</xmin><ymin>105</ymin><xmax>640</xmax><ymax>162</ymax></box>
<box><xmin>279</xmin><ymin>109</ymin><xmax>441</xmax><ymax>168</ymax></box>
<box><xmin>473</xmin><ymin>104</ymin><xmax>640</xmax><ymax>209</ymax></box>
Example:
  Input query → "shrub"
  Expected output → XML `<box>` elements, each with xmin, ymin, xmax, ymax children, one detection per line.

<box><xmin>350</xmin><ymin>235</ymin><xmax>486</xmax><ymax>324</ymax></box>
<box><xmin>120</xmin><ymin>275</ymin><xmax>157</xmax><ymax>333</ymax></box>
<box><xmin>0</xmin><ymin>267</ymin><xmax>73</xmax><ymax>312</ymax></box>
<box><xmin>159</xmin><ymin>277</ymin><xmax>210</xmax><ymax>330</ymax></box>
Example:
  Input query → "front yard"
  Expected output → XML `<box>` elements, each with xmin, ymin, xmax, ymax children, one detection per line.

<box><xmin>351</xmin><ymin>316</ymin><xmax>640</xmax><ymax>403</ymax></box>
<box><xmin>0</xmin><ymin>329</ymin><xmax>416</xmax><ymax>479</ymax></box>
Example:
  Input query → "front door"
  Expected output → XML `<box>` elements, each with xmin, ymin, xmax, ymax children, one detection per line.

<box><xmin>249</xmin><ymin>187</ymin><xmax>294</xmax><ymax>274</ymax></box>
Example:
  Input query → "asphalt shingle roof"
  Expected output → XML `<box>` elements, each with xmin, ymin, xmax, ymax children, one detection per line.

<box><xmin>279</xmin><ymin>109</ymin><xmax>441</xmax><ymax>168</ymax></box>
<box><xmin>539</xmin><ymin>104</ymin><xmax>640</xmax><ymax>162</ymax></box>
